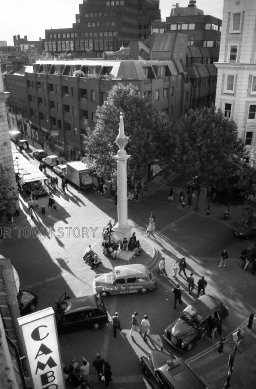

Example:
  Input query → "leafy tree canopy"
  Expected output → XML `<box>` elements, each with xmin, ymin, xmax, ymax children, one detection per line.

<box><xmin>0</xmin><ymin>164</ymin><xmax>18</xmax><ymax>217</ymax></box>
<box><xmin>172</xmin><ymin>106</ymin><xmax>246</xmax><ymax>189</ymax></box>
<box><xmin>83</xmin><ymin>83</ymin><xmax>174</xmax><ymax>177</ymax></box>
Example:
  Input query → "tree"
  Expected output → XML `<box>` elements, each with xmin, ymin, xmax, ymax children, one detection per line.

<box><xmin>172</xmin><ymin>106</ymin><xmax>245</xmax><ymax>209</ymax></box>
<box><xmin>0</xmin><ymin>164</ymin><xmax>18</xmax><ymax>217</ymax></box>
<box><xmin>83</xmin><ymin>83</ymin><xmax>174</xmax><ymax>178</ymax></box>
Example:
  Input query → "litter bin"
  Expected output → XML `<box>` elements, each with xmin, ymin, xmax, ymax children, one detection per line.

<box><xmin>41</xmin><ymin>206</ymin><xmax>46</xmax><ymax>215</ymax></box>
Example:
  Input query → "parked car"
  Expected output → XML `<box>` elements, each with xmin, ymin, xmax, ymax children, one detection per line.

<box><xmin>233</xmin><ymin>225</ymin><xmax>256</xmax><ymax>239</ymax></box>
<box><xmin>32</xmin><ymin>149</ymin><xmax>47</xmax><ymax>161</ymax></box>
<box><xmin>54</xmin><ymin>292</ymin><xmax>108</xmax><ymax>332</ymax></box>
<box><xmin>17</xmin><ymin>290</ymin><xmax>38</xmax><ymax>316</ymax></box>
<box><xmin>53</xmin><ymin>164</ymin><xmax>67</xmax><ymax>178</ymax></box>
<box><xmin>9</xmin><ymin>129</ymin><xmax>23</xmax><ymax>144</ymax></box>
<box><xmin>93</xmin><ymin>264</ymin><xmax>156</xmax><ymax>297</ymax></box>
<box><xmin>42</xmin><ymin>155</ymin><xmax>60</xmax><ymax>168</ymax></box>
<box><xmin>18</xmin><ymin>139</ymin><xmax>29</xmax><ymax>150</ymax></box>
<box><xmin>140</xmin><ymin>349</ymin><xmax>207</xmax><ymax>389</ymax></box>
<box><xmin>163</xmin><ymin>295</ymin><xmax>229</xmax><ymax>352</ymax></box>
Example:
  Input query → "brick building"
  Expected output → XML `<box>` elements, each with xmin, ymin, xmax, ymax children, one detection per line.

<box><xmin>4</xmin><ymin>57</ymin><xmax>190</xmax><ymax>160</ymax></box>
<box><xmin>44</xmin><ymin>0</ymin><xmax>160</xmax><ymax>57</ymax></box>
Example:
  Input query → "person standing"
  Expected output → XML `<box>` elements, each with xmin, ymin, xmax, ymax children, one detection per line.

<box><xmin>158</xmin><ymin>257</ymin><xmax>168</xmax><ymax>277</ymax></box>
<box><xmin>130</xmin><ymin>311</ymin><xmax>139</xmax><ymax>336</ymax></box>
<box><xmin>187</xmin><ymin>272</ymin><xmax>195</xmax><ymax>294</ymax></box>
<box><xmin>79</xmin><ymin>357</ymin><xmax>90</xmax><ymax>385</ymax></box>
<box><xmin>173</xmin><ymin>284</ymin><xmax>182</xmax><ymax>309</ymax></box>
<box><xmin>92</xmin><ymin>353</ymin><xmax>105</xmax><ymax>380</ymax></box>
<box><xmin>143</xmin><ymin>182</ymin><xmax>148</xmax><ymax>199</ymax></box>
<box><xmin>146</xmin><ymin>214</ymin><xmax>155</xmax><ymax>238</ymax></box>
<box><xmin>141</xmin><ymin>315</ymin><xmax>150</xmax><ymax>341</ymax></box>
<box><xmin>219</xmin><ymin>249</ymin><xmax>228</xmax><ymax>268</ymax></box>
<box><xmin>197</xmin><ymin>276</ymin><xmax>207</xmax><ymax>297</ymax></box>
<box><xmin>178</xmin><ymin>257</ymin><xmax>187</xmax><ymax>278</ymax></box>
<box><xmin>168</xmin><ymin>187</ymin><xmax>174</xmax><ymax>201</ymax></box>
<box><xmin>61</xmin><ymin>178</ymin><xmax>66</xmax><ymax>193</ymax></box>
<box><xmin>103</xmin><ymin>361</ymin><xmax>112</xmax><ymax>387</ymax></box>
<box><xmin>112</xmin><ymin>312</ymin><xmax>122</xmax><ymax>337</ymax></box>
<box><xmin>172</xmin><ymin>259</ymin><xmax>179</xmax><ymax>279</ymax></box>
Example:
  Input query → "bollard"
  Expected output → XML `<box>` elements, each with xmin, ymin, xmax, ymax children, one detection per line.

<box><xmin>248</xmin><ymin>313</ymin><xmax>254</xmax><ymax>329</ymax></box>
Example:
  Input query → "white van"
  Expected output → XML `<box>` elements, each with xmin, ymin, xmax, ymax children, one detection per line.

<box><xmin>93</xmin><ymin>264</ymin><xmax>156</xmax><ymax>297</ymax></box>
<box><xmin>42</xmin><ymin>155</ymin><xmax>60</xmax><ymax>167</ymax></box>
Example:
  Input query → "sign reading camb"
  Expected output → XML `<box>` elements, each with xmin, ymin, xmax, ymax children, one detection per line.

<box><xmin>17</xmin><ymin>307</ymin><xmax>65</xmax><ymax>389</ymax></box>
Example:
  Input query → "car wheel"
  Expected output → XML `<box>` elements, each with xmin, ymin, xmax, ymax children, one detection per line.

<box><xmin>186</xmin><ymin>343</ymin><xmax>194</xmax><ymax>351</ymax></box>
<box><xmin>100</xmin><ymin>291</ymin><xmax>109</xmax><ymax>297</ymax></box>
<box><xmin>92</xmin><ymin>322</ymin><xmax>100</xmax><ymax>330</ymax></box>
<box><xmin>30</xmin><ymin>303</ymin><xmax>36</xmax><ymax>312</ymax></box>
<box><xmin>140</xmin><ymin>288</ymin><xmax>147</xmax><ymax>294</ymax></box>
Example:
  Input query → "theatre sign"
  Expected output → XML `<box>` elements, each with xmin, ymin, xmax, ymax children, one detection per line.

<box><xmin>18</xmin><ymin>307</ymin><xmax>65</xmax><ymax>389</ymax></box>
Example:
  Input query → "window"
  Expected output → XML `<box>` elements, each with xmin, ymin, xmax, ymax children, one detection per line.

<box><xmin>91</xmin><ymin>90</ymin><xmax>96</xmax><ymax>102</ymax></box>
<box><xmin>181</xmin><ymin>23</ymin><xmax>188</xmax><ymax>30</ymax></box>
<box><xmin>231</xmin><ymin>13</ymin><xmax>241</xmax><ymax>32</ymax></box>
<box><xmin>170</xmin><ymin>24</ymin><xmax>177</xmax><ymax>31</ymax></box>
<box><xmin>188</xmin><ymin>24</ymin><xmax>195</xmax><ymax>30</ymax></box>
<box><xmin>251</xmin><ymin>76</ymin><xmax>256</xmax><ymax>94</ymax></box>
<box><xmin>226</xmin><ymin>75</ymin><xmax>235</xmax><ymax>92</ymax></box>
<box><xmin>170</xmin><ymin>86</ymin><xmax>174</xmax><ymax>96</ymax></box>
<box><xmin>127</xmin><ymin>278</ymin><xmax>136</xmax><ymax>283</ymax></box>
<box><xmin>245</xmin><ymin>132</ymin><xmax>253</xmax><ymax>145</ymax></box>
<box><xmin>229</xmin><ymin>45</ymin><xmax>238</xmax><ymax>62</ymax></box>
<box><xmin>115</xmin><ymin>279</ymin><xmax>125</xmax><ymax>284</ymax></box>
<box><xmin>248</xmin><ymin>105</ymin><xmax>256</xmax><ymax>120</ymax></box>
<box><xmin>155</xmin><ymin>90</ymin><xmax>160</xmax><ymax>100</ymax></box>
<box><xmin>224</xmin><ymin>103</ymin><xmax>232</xmax><ymax>118</ymax></box>
<box><xmin>163</xmin><ymin>88</ymin><xmax>168</xmax><ymax>98</ymax></box>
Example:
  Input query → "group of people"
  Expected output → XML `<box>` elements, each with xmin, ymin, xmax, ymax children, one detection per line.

<box><xmin>111</xmin><ymin>311</ymin><xmax>151</xmax><ymax>342</ymax></box>
<box><xmin>102</xmin><ymin>222</ymin><xmax>142</xmax><ymax>259</ymax></box>
<box><xmin>63</xmin><ymin>354</ymin><xmax>112</xmax><ymax>388</ymax></box>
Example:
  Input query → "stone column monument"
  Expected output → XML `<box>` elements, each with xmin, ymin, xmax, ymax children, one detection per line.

<box><xmin>112</xmin><ymin>113</ymin><xmax>132</xmax><ymax>241</ymax></box>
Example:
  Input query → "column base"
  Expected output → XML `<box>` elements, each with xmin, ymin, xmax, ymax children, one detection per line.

<box><xmin>112</xmin><ymin>223</ymin><xmax>132</xmax><ymax>242</ymax></box>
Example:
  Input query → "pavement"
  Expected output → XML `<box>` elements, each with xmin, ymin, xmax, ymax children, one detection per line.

<box><xmin>2</xmin><ymin>144</ymin><xmax>256</xmax><ymax>388</ymax></box>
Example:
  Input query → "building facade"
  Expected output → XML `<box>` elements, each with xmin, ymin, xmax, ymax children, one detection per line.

<box><xmin>44</xmin><ymin>0</ymin><xmax>160</xmax><ymax>57</ymax></box>
<box><xmin>4</xmin><ymin>58</ymin><xmax>190</xmax><ymax>159</ymax></box>
<box><xmin>215</xmin><ymin>0</ymin><xmax>256</xmax><ymax>150</ymax></box>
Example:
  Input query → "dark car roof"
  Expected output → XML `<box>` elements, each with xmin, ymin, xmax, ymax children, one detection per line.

<box><xmin>63</xmin><ymin>295</ymin><xmax>98</xmax><ymax>315</ymax></box>
<box><xmin>185</xmin><ymin>295</ymin><xmax>222</xmax><ymax>321</ymax></box>
<box><xmin>150</xmin><ymin>351</ymin><xmax>206</xmax><ymax>389</ymax></box>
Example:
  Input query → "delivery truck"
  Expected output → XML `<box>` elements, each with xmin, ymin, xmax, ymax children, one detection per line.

<box><xmin>66</xmin><ymin>161</ymin><xmax>93</xmax><ymax>190</ymax></box>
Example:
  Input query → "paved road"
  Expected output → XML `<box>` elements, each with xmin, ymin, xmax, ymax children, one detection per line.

<box><xmin>1</xmin><ymin>146</ymin><xmax>256</xmax><ymax>388</ymax></box>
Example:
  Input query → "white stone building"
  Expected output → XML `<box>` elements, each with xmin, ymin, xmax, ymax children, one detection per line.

<box><xmin>215</xmin><ymin>0</ymin><xmax>256</xmax><ymax>150</ymax></box>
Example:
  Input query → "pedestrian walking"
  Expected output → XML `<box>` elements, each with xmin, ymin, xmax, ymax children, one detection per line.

<box><xmin>62</xmin><ymin>178</ymin><xmax>66</xmax><ymax>193</ymax></box>
<box><xmin>103</xmin><ymin>361</ymin><xmax>112</xmax><ymax>387</ymax></box>
<box><xmin>64</xmin><ymin>177</ymin><xmax>68</xmax><ymax>190</ymax></box>
<box><xmin>173</xmin><ymin>284</ymin><xmax>182</xmax><ymax>309</ymax></box>
<box><xmin>208</xmin><ymin>314</ymin><xmax>219</xmax><ymax>339</ymax></box>
<box><xmin>79</xmin><ymin>357</ymin><xmax>90</xmax><ymax>385</ymax></box>
<box><xmin>143</xmin><ymin>182</ymin><xmax>148</xmax><ymax>199</ymax></box>
<box><xmin>48</xmin><ymin>196</ymin><xmax>54</xmax><ymax>209</ymax></box>
<box><xmin>158</xmin><ymin>257</ymin><xmax>168</xmax><ymax>277</ymax></box>
<box><xmin>219</xmin><ymin>249</ymin><xmax>228</xmax><ymax>268</ymax></box>
<box><xmin>168</xmin><ymin>187</ymin><xmax>174</xmax><ymax>201</ymax></box>
<box><xmin>92</xmin><ymin>353</ymin><xmax>105</xmax><ymax>380</ymax></box>
<box><xmin>172</xmin><ymin>259</ymin><xmax>179</xmax><ymax>279</ymax></box>
<box><xmin>146</xmin><ymin>212</ymin><xmax>156</xmax><ymax>238</ymax></box>
<box><xmin>187</xmin><ymin>272</ymin><xmax>195</xmax><ymax>294</ymax></box>
<box><xmin>197</xmin><ymin>276</ymin><xmax>207</xmax><ymax>297</ymax></box>
<box><xmin>178</xmin><ymin>257</ymin><xmax>187</xmax><ymax>278</ymax></box>
<box><xmin>130</xmin><ymin>311</ymin><xmax>139</xmax><ymax>336</ymax></box>
<box><xmin>112</xmin><ymin>312</ymin><xmax>122</xmax><ymax>337</ymax></box>
<box><xmin>141</xmin><ymin>315</ymin><xmax>150</xmax><ymax>341</ymax></box>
